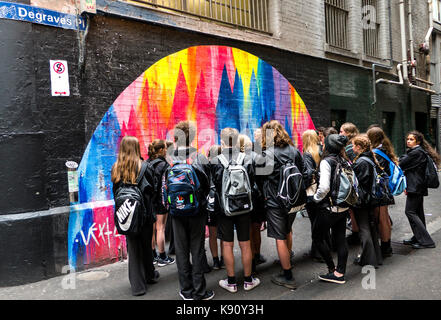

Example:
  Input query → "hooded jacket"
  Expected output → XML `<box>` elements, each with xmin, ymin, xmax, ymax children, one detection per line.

<box><xmin>255</xmin><ymin>144</ymin><xmax>306</xmax><ymax>209</ymax></box>
<box><xmin>399</xmin><ymin>145</ymin><xmax>428</xmax><ymax>196</ymax></box>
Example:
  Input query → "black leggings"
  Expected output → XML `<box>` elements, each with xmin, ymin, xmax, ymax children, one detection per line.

<box><xmin>312</xmin><ymin>208</ymin><xmax>348</xmax><ymax>274</ymax></box>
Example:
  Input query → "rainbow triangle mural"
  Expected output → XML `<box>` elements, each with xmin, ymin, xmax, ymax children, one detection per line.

<box><xmin>68</xmin><ymin>45</ymin><xmax>316</xmax><ymax>270</ymax></box>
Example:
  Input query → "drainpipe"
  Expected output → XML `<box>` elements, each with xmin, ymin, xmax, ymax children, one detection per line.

<box><xmin>372</xmin><ymin>0</ymin><xmax>396</xmax><ymax>106</ymax></box>
<box><xmin>376</xmin><ymin>64</ymin><xmax>404</xmax><ymax>86</ymax></box>
<box><xmin>408</xmin><ymin>0</ymin><xmax>416</xmax><ymax>80</ymax></box>
<box><xmin>401</xmin><ymin>0</ymin><xmax>435</xmax><ymax>93</ymax></box>
<box><xmin>399</xmin><ymin>0</ymin><xmax>409</xmax><ymax>82</ymax></box>
<box><xmin>425</xmin><ymin>0</ymin><xmax>434</xmax><ymax>51</ymax></box>
<box><xmin>425</xmin><ymin>0</ymin><xmax>434</xmax><ymax>83</ymax></box>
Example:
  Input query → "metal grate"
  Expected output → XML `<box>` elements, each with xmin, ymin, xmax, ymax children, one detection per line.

<box><xmin>362</xmin><ymin>0</ymin><xmax>380</xmax><ymax>58</ymax></box>
<box><xmin>325</xmin><ymin>0</ymin><xmax>349</xmax><ymax>50</ymax></box>
<box><xmin>129</xmin><ymin>0</ymin><xmax>269</xmax><ymax>33</ymax></box>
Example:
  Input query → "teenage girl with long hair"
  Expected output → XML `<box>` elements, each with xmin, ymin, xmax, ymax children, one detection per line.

<box><xmin>111</xmin><ymin>136</ymin><xmax>157</xmax><ymax>296</ymax></box>
<box><xmin>351</xmin><ymin>135</ymin><xmax>383</xmax><ymax>268</ymax></box>
<box><xmin>256</xmin><ymin>120</ymin><xmax>305</xmax><ymax>289</ymax></box>
<box><xmin>302</xmin><ymin>130</ymin><xmax>329</xmax><ymax>262</ymax></box>
<box><xmin>399</xmin><ymin>131</ymin><xmax>440</xmax><ymax>249</ymax></box>
<box><xmin>148</xmin><ymin>139</ymin><xmax>175</xmax><ymax>267</ymax></box>
<box><xmin>367</xmin><ymin>127</ymin><xmax>397</xmax><ymax>258</ymax></box>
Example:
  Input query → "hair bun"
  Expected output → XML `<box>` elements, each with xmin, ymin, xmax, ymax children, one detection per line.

<box><xmin>338</xmin><ymin>135</ymin><xmax>349</xmax><ymax>146</ymax></box>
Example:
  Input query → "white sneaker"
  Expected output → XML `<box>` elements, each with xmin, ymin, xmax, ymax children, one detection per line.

<box><xmin>244</xmin><ymin>277</ymin><xmax>261</xmax><ymax>291</ymax></box>
<box><xmin>219</xmin><ymin>279</ymin><xmax>238</xmax><ymax>293</ymax></box>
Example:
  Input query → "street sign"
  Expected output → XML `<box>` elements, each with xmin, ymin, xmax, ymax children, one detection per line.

<box><xmin>50</xmin><ymin>60</ymin><xmax>70</xmax><ymax>97</ymax></box>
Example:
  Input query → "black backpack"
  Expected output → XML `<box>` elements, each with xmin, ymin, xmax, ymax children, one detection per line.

<box><xmin>275</xmin><ymin>153</ymin><xmax>306</xmax><ymax>212</ymax></box>
<box><xmin>327</xmin><ymin>156</ymin><xmax>359</xmax><ymax>208</ymax></box>
<box><xmin>424</xmin><ymin>152</ymin><xmax>440</xmax><ymax>189</ymax></box>
<box><xmin>114</xmin><ymin>162</ymin><xmax>152</xmax><ymax>236</ymax></box>
<box><xmin>360</xmin><ymin>157</ymin><xmax>392</xmax><ymax>207</ymax></box>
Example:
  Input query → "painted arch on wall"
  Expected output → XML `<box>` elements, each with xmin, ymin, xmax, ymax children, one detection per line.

<box><xmin>68</xmin><ymin>45</ymin><xmax>316</xmax><ymax>270</ymax></box>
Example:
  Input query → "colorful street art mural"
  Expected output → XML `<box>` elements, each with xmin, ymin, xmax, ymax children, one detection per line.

<box><xmin>68</xmin><ymin>45</ymin><xmax>316</xmax><ymax>271</ymax></box>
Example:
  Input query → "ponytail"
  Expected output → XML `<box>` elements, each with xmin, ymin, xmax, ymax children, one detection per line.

<box><xmin>148</xmin><ymin>139</ymin><xmax>167</xmax><ymax>160</ymax></box>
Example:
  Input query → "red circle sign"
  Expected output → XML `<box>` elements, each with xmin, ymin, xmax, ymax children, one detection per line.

<box><xmin>53</xmin><ymin>62</ymin><xmax>65</xmax><ymax>74</ymax></box>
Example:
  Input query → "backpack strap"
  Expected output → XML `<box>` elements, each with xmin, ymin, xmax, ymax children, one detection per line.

<box><xmin>149</xmin><ymin>158</ymin><xmax>163</xmax><ymax>168</ymax></box>
<box><xmin>236</xmin><ymin>152</ymin><xmax>246</xmax><ymax>166</ymax></box>
<box><xmin>218</xmin><ymin>154</ymin><xmax>229</xmax><ymax>169</ymax></box>
<box><xmin>359</xmin><ymin>156</ymin><xmax>376</xmax><ymax>169</ymax></box>
<box><xmin>373</xmin><ymin>149</ymin><xmax>392</xmax><ymax>164</ymax></box>
<box><xmin>136</xmin><ymin>161</ymin><xmax>149</xmax><ymax>185</ymax></box>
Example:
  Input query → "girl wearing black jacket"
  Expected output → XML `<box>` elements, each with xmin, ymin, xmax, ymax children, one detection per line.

<box><xmin>148</xmin><ymin>139</ymin><xmax>175</xmax><ymax>267</ymax></box>
<box><xmin>367</xmin><ymin>127</ymin><xmax>397</xmax><ymax>258</ymax></box>
<box><xmin>351</xmin><ymin>135</ymin><xmax>383</xmax><ymax>268</ymax></box>
<box><xmin>255</xmin><ymin>120</ymin><xmax>306</xmax><ymax>290</ymax></box>
<box><xmin>111</xmin><ymin>136</ymin><xmax>157</xmax><ymax>296</ymax></box>
<box><xmin>399</xmin><ymin>131</ymin><xmax>440</xmax><ymax>249</ymax></box>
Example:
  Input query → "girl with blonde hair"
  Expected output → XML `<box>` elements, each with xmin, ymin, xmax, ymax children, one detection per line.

<box><xmin>302</xmin><ymin>130</ymin><xmax>328</xmax><ymax>262</ymax></box>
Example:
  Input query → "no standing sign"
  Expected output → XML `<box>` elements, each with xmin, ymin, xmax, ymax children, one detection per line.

<box><xmin>50</xmin><ymin>60</ymin><xmax>70</xmax><ymax>96</ymax></box>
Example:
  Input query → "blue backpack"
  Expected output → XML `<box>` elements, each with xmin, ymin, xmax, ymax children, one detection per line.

<box><xmin>162</xmin><ymin>156</ymin><xmax>200</xmax><ymax>217</ymax></box>
<box><xmin>373</xmin><ymin>149</ymin><xmax>407</xmax><ymax>196</ymax></box>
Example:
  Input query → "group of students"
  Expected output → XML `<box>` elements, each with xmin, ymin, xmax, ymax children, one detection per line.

<box><xmin>110</xmin><ymin>119</ymin><xmax>440</xmax><ymax>299</ymax></box>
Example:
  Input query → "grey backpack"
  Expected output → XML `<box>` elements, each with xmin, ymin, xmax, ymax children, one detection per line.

<box><xmin>218</xmin><ymin>152</ymin><xmax>253</xmax><ymax>216</ymax></box>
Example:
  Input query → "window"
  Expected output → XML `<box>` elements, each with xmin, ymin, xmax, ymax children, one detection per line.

<box><xmin>129</xmin><ymin>0</ymin><xmax>269</xmax><ymax>33</ymax></box>
<box><xmin>362</xmin><ymin>0</ymin><xmax>380</xmax><ymax>58</ymax></box>
<box><xmin>434</xmin><ymin>0</ymin><xmax>441</xmax><ymax>21</ymax></box>
<box><xmin>325</xmin><ymin>0</ymin><xmax>349</xmax><ymax>50</ymax></box>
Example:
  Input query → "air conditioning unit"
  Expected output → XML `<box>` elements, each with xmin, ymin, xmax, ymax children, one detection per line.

<box><xmin>431</xmin><ymin>94</ymin><xmax>441</xmax><ymax>108</ymax></box>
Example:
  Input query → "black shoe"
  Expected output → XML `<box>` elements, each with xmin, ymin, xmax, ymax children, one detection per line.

<box><xmin>212</xmin><ymin>259</ymin><xmax>221</xmax><ymax>270</ymax></box>
<box><xmin>318</xmin><ymin>272</ymin><xmax>345</xmax><ymax>284</ymax></box>
<box><xmin>312</xmin><ymin>256</ymin><xmax>325</xmax><ymax>263</ymax></box>
<box><xmin>271</xmin><ymin>272</ymin><xmax>297</xmax><ymax>290</ymax></box>
<box><xmin>255</xmin><ymin>253</ymin><xmax>267</xmax><ymax>265</ymax></box>
<box><xmin>403</xmin><ymin>237</ymin><xmax>418</xmax><ymax>246</ymax></box>
<box><xmin>146</xmin><ymin>270</ymin><xmax>160</xmax><ymax>284</ymax></box>
<box><xmin>196</xmin><ymin>290</ymin><xmax>215</xmax><ymax>300</ymax></box>
<box><xmin>381</xmin><ymin>246</ymin><xmax>393</xmax><ymax>258</ymax></box>
<box><xmin>411</xmin><ymin>243</ymin><xmax>436</xmax><ymax>249</ymax></box>
<box><xmin>353</xmin><ymin>254</ymin><xmax>362</xmax><ymax>266</ymax></box>
<box><xmin>179</xmin><ymin>290</ymin><xmax>194</xmax><ymax>300</ymax></box>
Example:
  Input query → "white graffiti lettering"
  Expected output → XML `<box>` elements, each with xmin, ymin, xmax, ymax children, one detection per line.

<box><xmin>76</xmin><ymin>220</ymin><xmax>124</xmax><ymax>248</ymax></box>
